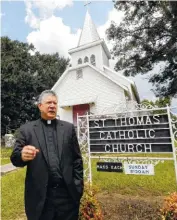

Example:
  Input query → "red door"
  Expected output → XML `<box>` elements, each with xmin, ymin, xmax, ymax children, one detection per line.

<box><xmin>73</xmin><ymin>104</ymin><xmax>90</xmax><ymax>126</ymax></box>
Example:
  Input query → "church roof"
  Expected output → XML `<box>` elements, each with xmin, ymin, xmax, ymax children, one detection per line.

<box><xmin>103</xmin><ymin>65</ymin><xmax>140</xmax><ymax>103</ymax></box>
<box><xmin>78</xmin><ymin>10</ymin><xmax>100</xmax><ymax>46</ymax></box>
<box><xmin>69</xmin><ymin>39</ymin><xmax>111</xmax><ymax>59</ymax></box>
<box><xmin>52</xmin><ymin>63</ymin><xmax>140</xmax><ymax>104</ymax></box>
<box><xmin>52</xmin><ymin>63</ymin><xmax>129</xmax><ymax>93</ymax></box>
<box><xmin>60</xmin><ymin>96</ymin><xmax>96</xmax><ymax>108</ymax></box>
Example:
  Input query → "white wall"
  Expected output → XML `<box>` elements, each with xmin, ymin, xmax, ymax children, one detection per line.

<box><xmin>70</xmin><ymin>44</ymin><xmax>107</xmax><ymax>70</ymax></box>
<box><xmin>54</xmin><ymin>65</ymin><xmax>126</xmax><ymax>121</ymax></box>
<box><xmin>58</xmin><ymin>106</ymin><xmax>73</xmax><ymax>123</ymax></box>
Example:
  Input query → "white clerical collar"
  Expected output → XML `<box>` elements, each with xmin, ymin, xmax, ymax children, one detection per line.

<box><xmin>41</xmin><ymin>118</ymin><xmax>56</xmax><ymax>125</ymax></box>
<box><xmin>47</xmin><ymin>120</ymin><xmax>51</xmax><ymax>124</ymax></box>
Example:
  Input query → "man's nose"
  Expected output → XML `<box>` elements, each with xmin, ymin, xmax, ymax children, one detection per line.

<box><xmin>49</xmin><ymin>102</ymin><xmax>56</xmax><ymax>107</ymax></box>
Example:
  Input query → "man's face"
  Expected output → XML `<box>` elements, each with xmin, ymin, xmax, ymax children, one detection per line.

<box><xmin>38</xmin><ymin>95</ymin><xmax>58</xmax><ymax>120</ymax></box>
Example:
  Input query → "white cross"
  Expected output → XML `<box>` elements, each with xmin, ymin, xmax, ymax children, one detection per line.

<box><xmin>84</xmin><ymin>0</ymin><xmax>91</xmax><ymax>10</ymax></box>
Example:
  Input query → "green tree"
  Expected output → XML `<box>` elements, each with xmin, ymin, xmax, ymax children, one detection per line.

<box><xmin>107</xmin><ymin>1</ymin><xmax>177</xmax><ymax>98</ymax></box>
<box><xmin>141</xmin><ymin>97</ymin><xmax>171</xmax><ymax>108</ymax></box>
<box><xmin>1</xmin><ymin>37</ymin><xmax>69</xmax><ymax>135</ymax></box>
<box><xmin>141</xmin><ymin>97</ymin><xmax>172</xmax><ymax>114</ymax></box>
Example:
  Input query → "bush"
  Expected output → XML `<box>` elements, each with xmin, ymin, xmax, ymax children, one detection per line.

<box><xmin>161</xmin><ymin>192</ymin><xmax>177</xmax><ymax>220</ymax></box>
<box><xmin>79</xmin><ymin>184</ymin><xmax>103</xmax><ymax>220</ymax></box>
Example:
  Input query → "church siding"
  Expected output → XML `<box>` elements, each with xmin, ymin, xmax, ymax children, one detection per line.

<box><xmin>55</xmin><ymin>66</ymin><xmax>125</xmax><ymax>122</ymax></box>
<box><xmin>58</xmin><ymin>107</ymin><xmax>73</xmax><ymax>123</ymax></box>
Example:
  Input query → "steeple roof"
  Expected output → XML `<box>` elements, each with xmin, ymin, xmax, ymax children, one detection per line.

<box><xmin>78</xmin><ymin>10</ymin><xmax>100</xmax><ymax>46</ymax></box>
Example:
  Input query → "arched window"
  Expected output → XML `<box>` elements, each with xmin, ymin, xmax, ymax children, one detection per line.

<box><xmin>90</xmin><ymin>54</ymin><xmax>96</xmax><ymax>66</ymax></box>
<box><xmin>84</xmin><ymin>56</ymin><xmax>89</xmax><ymax>63</ymax></box>
<box><xmin>78</xmin><ymin>58</ymin><xmax>82</xmax><ymax>64</ymax></box>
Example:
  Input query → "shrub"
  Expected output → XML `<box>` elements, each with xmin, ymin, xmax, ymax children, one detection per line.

<box><xmin>161</xmin><ymin>192</ymin><xmax>177</xmax><ymax>220</ymax></box>
<box><xmin>79</xmin><ymin>183</ymin><xmax>103</xmax><ymax>220</ymax></box>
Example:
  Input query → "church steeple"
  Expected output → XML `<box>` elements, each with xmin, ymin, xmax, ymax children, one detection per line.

<box><xmin>78</xmin><ymin>10</ymin><xmax>100</xmax><ymax>46</ymax></box>
<box><xmin>68</xmin><ymin>9</ymin><xmax>111</xmax><ymax>70</ymax></box>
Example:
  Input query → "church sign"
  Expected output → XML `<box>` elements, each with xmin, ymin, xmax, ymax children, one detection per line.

<box><xmin>97</xmin><ymin>162</ymin><xmax>123</xmax><ymax>172</ymax></box>
<box><xmin>124</xmin><ymin>164</ymin><xmax>154</xmax><ymax>175</ymax></box>
<box><xmin>89</xmin><ymin>114</ymin><xmax>172</xmax><ymax>153</ymax></box>
<box><xmin>77</xmin><ymin>106</ymin><xmax>177</xmax><ymax>184</ymax></box>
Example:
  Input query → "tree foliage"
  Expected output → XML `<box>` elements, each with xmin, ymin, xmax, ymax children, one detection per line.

<box><xmin>107</xmin><ymin>1</ymin><xmax>177</xmax><ymax>97</ymax></box>
<box><xmin>141</xmin><ymin>97</ymin><xmax>171</xmax><ymax>108</ymax></box>
<box><xmin>1</xmin><ymin>36</ymin><xmax>69</xmax><ymax>135</ymax></box>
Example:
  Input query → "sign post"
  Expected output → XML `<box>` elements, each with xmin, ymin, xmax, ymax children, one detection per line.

<box><xmin>167</xmin><ymin>106</ymin><xmax>177</xmax><ymax>183</ymax></box>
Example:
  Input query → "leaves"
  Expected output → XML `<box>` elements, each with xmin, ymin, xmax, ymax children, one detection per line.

<box><xmin>1</xmin><ymin>36</ymin><xmax>69</xmax><ymax>135</ymax></box>
<box><xmin>161</xmin><ymin>192</ymin><xmax>177</xmax><ymax>220</ymax></box>
<box><xmin>107</xmin><ymin>1</ymin><xmax>177</xmax><ymax>97</ymax></box>
<box><xmin>79</xmin><ymin>184</ymin><xmax>103</xmax><ymax>220</ymax></box>
<box><xmin>141</xmin><ymin>97</ymin><xmax>171</xmax><ymax>108</ymax></box>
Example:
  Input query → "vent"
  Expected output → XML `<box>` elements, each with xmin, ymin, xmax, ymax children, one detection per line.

<box><xmin>76</xmin><ymin>69</ymin><xmax>83</xmax><ymax>80</ymax></box>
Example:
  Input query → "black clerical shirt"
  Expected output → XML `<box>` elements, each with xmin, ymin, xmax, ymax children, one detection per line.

<box><xmin>41</xmin><ymin>118</ymin><xmax>64</xmax><ymax>185</ymax></box>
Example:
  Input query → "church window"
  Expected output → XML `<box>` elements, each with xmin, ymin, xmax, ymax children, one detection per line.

<box><xmin>84</xmin><ymin>56</ymin><xmax>89</xmax><ymax>63</ymax></box>
<box><xmin>76</xmin><ymin>69</ymin><xmax>83</xmax><ymax>80</ymax></box>
<box><xmin>90</xmin><ymin>54</ymin><xmax>96</xmax><ymax>66</ymax></box>
<box><xmin>78</xmin><ymin>58</ymin><xmax>82</xmax><ymax>64</ymax></box>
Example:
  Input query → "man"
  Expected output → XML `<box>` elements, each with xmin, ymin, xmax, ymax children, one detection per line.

<box><xmin>10</xmin><ymin>90</ymin><xmax>84</xmax><ymax>220</ymax></box>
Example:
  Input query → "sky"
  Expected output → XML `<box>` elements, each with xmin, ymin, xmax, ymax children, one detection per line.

<box><xmin>1</xmin><ymin>0</ymin><xmax>177</xmax><ymax>107</ymax></box>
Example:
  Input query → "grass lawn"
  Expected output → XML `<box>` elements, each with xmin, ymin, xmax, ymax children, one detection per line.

<box><xmin>1</xmin><ymin>158</ymin><xmax>12</xmax><ymax>165</ymax></box>
<box><xmin>1</xmin><ymin>153</ymin><xmax>177</xmax><ymax>220</ymax></box>
<box><xmin>91</xmin><ymin>153</ymin><xmax>177</xmax><ymax>195</ymax></box>
<box><xmin>92</xmin><ymin>159</ymin><xmax>177</xmax><ymax>196</ymax></box>
<box><xmin>1</xmin><ymin>147</ymin><xmax>13</xmax><ymax>165</ymax></box>
<box><xmin>1</xmin><ymin>168</ymin><xmax>26</xmax><ymax>220</ymax></box>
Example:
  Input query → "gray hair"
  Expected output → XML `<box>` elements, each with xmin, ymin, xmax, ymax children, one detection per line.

<box><xmin>38</xmin><ymin>90</ymin><xmax>57</xmax><ymax>104</ymax></box>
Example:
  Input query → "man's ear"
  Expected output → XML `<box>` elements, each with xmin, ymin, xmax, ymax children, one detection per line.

<box><xmin>38</xmin><ymin>104</ymin><xmax>42</xmax><ymax>111</ymax></box>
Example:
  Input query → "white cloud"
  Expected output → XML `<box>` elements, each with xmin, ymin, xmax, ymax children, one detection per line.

<box><xmin>33</xmin><ymin>0</ymin><xmax>73</xmax><ymax>12</ymax></box>
<box><xmin>27</xmin><ymin>16</ymin><xmax>81</xmax><ymax>57</ymax></box>
<box><xmin>24</xmin><ymin>0</ymin><xmax>73</xmax><ymax>28</ymax></box>
<box><xmin>97</xmin><ymin>8</ymin><xmax>124</xmax><ymax>50</ymax></box>
<box><xmin>25</xmin><ymin>5</ymin><xmax>123</xmax><ymax>58</ymax></box>
<box><xmin>25</xmin><ymin>1</ymin><xmax>40</xmax><ymax>29</ymax></box>
<box><xmin>25</xmin><ymin>0</ymin><xmax>78</xmax><ymax>57</ymax></box>
<box><xmin>0</xmin><ymin>12</ymin><xmax>6</xmax><ymax>18</ymax></box>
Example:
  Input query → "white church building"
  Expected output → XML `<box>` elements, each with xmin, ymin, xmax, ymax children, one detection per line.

<box><xmin>52</xmin><ymin>11</ymin><xmax>140</xmax><ymax>126</ymax></box>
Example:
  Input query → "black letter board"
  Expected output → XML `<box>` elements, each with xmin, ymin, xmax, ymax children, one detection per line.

<box><xmin>97</xmin><ymin>162</ymin><xmax>123</xmax><ymax>172</ymax></box>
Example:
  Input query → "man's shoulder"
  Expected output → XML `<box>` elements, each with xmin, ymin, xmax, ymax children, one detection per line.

<box><xmin>20</xmin><ymin>119</ymin><xmax>39</xmax><ymax>130</ymax></box>
<box><xmin>58</xmin><ymin>119</ymin><xmax>74</xmax><ymax>128</ymax></box>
